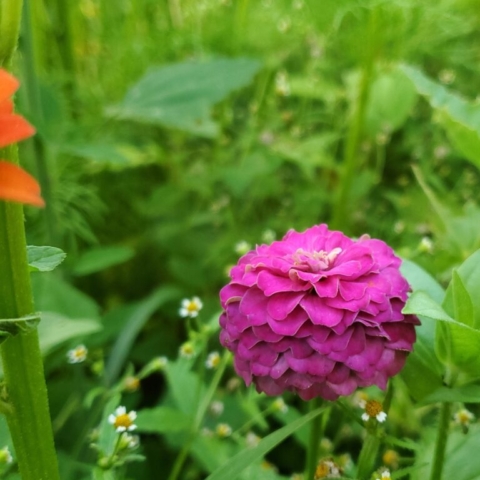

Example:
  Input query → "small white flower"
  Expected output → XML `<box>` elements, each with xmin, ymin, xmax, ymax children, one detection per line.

<box><xmin>234</xmin><ymin>240</ymin><xmax>251</xmax><ymax>256</ymax></box>
<box><xmin>245</xmin><ymin>431</ymin><xmax>261</xmax><ymax>447</ymax></box>
<box><xmin>261</xmin><ymin>229</ymin><xmax>276</xmax><ymax>244</ymax></box>
<box><xmin>206</xmin><ymin>351</ymin><xmax>221</xmax><ymax>369</ymax></box>
<box><xmin>0</xmin><ymin>446</ymin><xmax>12</xmax><ymax>465</ymax></box>
<box><xmin>209</xmin><ymin>400</ymin><xmax>224</xmax><ymax>416</ymax></box>
<box><xmin>152</xmin><ymin>356</ymin><xmax>168</xmax><ymax>370</ymax></box>
<box><xmin>119</xmin><ymin>433</ymin><xmax>140</xmax><ymax>450</ymax></box>
<box><xmin>215</xmin><ymin>423</ymin><xmax>232</xmax><ymax>438</ymax></box>
<box><xmin>179</xmin><ymin>342</ymin><xmax>195</xmax><ymax>359</ymax></box>
<box><xmin>67</xmin><ymin>345</ymin><xmax>88</xmax><ymax>364</ymax></box>
<box><xmin>179</xmin><ymin>297</ymin><xmax>203</xmax><ymax>318</ymax></box>
<box><xmin>454</xmin><ymin>408</ymin><xmax>475</xmax><ymax>426</ymax></box>
<box><xmin>272</xmin><ymin>397</ymin><xmax>288</xmax><ymax>414</ymax></box>
<box><xmin>108</xmin><ymin>406</ymin><xmax>137</xmax><ymax>433</ymax></box>
<box><xmin>418</xmin><ymin>236</ymin><xmax>433</xmax><ymax>254</ymax></box>
<box><xmin>361</xmin><ymin>400</ymin><xmax>387</xmax><ymax>423</ymax></box>
<box><xmin>275</xmin><ymin>71</ymin><xmax>291</xmax><ymax>97</ymax></box>
<box><xmin>376</xmin><ymin>469</ymin><xmax>391</xmax><ymax>480</ymax></box>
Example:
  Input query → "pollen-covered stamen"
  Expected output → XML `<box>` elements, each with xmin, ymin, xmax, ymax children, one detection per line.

<box><xmin>291</xmin><ymin>247</ymin><xmax>342</xmax><ymax>273</ymax></box>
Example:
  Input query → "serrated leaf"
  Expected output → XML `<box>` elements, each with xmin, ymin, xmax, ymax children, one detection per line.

<box><xmin>108</xmin><ymin>58</ymin><xmax>262</xmax><ymax>138</ymax></box>
<box><xmin>28</xmin><ymin>246</ymin><xmax>66</xmax><ymax>272</ymax></box>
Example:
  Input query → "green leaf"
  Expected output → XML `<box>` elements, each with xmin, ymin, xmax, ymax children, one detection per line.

<box><xmin>205</xmin><ymin>407</ymin><xmax>325</xmax><ymax>480</ymax></box>
<box><xmin>452</xmin><ymin>270</ymin><xmax>474</xmax><ymax>327</ymax></box>
<box><xmin>32</xmin><ymin>273</ymin><xmax>100</xmax><ymax>320</ymax></box>
<box><xmin>72</xmin><ymin>246</ymin><xmax>135</xmax><ymax>276</ymax></box>
<box><xmin>0</xmin><ymin>313</ymin><xmax>40</xmax><ymax>344</ymax></box>
<box><xmin>136</xmin><ymin>407</ymin><xmax>191</xmax><ymax>434</ymax></box>
<box><xmin>104</xmin><ymin>286</ymin><xmax>180</xmax><ymax>385</ymax></box>
<box><xmin>365</xmin><ymin>69</ymin><xmax>417</xmax><ymax>135</ymax></box>
<box><xmin>108</xmin><ymin>57</ymin><xmax>262</xmax><ymax>138</ymax></box>
<box><xmin>399</xmin><ymin>260</ymin><xmax>445</xmax><ymax>399</ymax></box>
<box><xmin>97</xmin><ymin>394</ymin><xmax>122</xmax><ymax>457</ymax></box>
<box><xmin>38</xmin><ymin>312</ymin><xmax>102</xmax><ymax>355</ymax></box>
<box><xmin>420</xmin><ymin>385</ymin><xmax>480</xmax><ymax>405</ymax></box>
<box><xmin>27</xmin><ymin>246</ymin><xmax>66</xmax><ymax>272</ymax></box>
<box><xmin>399</xmin><ymin>64</ymin><xmax>480</xmax><ymax>169</ymax></box>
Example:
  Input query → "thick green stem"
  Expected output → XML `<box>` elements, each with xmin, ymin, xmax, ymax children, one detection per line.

<box><xmin>429</xmin><ymin>402</ymin><xmax>451</xmax><ymax>480</ymax></box>
<box><xmin>305</xmin><ymin>397</ymin><xmax>323</xmax><ymax>480</ymax></box>
<box><xmin>0</xmin><ymin>0</ymin><xmax>23</xmax><ymax>66</ymax></box>
<box><xmin>356</xmin><ymin>432</ymin><xmax>380</xmax><ymax>480</ymax></box>
<box><xmin>0</xmin><ymin>200</ymin><xmax>60</xmax><ymax>479</ymax></box>
<box><xmin>330</xmin><ymin>8</ymin><xmax>378</xmax><ymax>232</ymax></box>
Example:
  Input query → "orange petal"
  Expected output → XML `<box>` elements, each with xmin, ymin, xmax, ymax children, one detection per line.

<box><xmin>0</xmin><ymin>98</ymin><xmax>13</xmax><ymax>114</ymax></box>
<box><xmin>0</xmin><ymin>160</ymin><xmax>45</xmax><ymax>207</ymax></box>
<box><xmin>0</xmin><ymin>114</ymin><xmax>35</xmax><ymax>148</ymax></box>
<box><xmin>0</xmin><ymin>70</ymin><xmax>19</xmax><ymax>104</ymax></box>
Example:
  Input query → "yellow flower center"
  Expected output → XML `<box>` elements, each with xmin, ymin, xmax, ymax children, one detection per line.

<box><xmin>114</xmin><ymin>413</ymin><xmax>133</xmax><ymax>430</ymax></box>
<box><xmin>315</xmin><ymin>462</ymin><xmax>330</xmax><ymax>478</ymax></box>
<box><xmin>365</xmin><ymin>400</ymin><xmax>383</xmax><ymax>418</ymax></box>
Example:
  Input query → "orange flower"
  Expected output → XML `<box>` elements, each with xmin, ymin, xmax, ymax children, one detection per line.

<box><xmin>0</xmin><ymin>69</ymin><xmax>44</xmax><ymax>207</ymax></box>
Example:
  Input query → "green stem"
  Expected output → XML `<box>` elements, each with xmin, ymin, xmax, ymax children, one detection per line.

<box><xmin>356</xmin><ymin>432</ymin><xmax>380</xmax><ymax>480</ymax></box>
<box><xmin>0</xmin><ymin>0</ymin><xmax>23</xmax><ymax>66</ymax></box>
<box><xmin>0</xmin><ymin>199</ymin><xmax>60</xmax><ymax>479</ymax></box>
<box><xmin>167</xmin><ymin>352</ymin><xmax>231</xmax><ymax>480</ymax></box>
<box><xmin>330</xmin><ymin>8</ymin><xmax>378</xmax><ymax>232</ymax></box>
<box><xmin>305</xmin><ymin>397</ymin><xmax>323</xmax><ymax>480</ymax></box>
<box><xmin>429</xmin><ymin>402</ymin><xmax>451</xmax><ymax>480</ymax></box>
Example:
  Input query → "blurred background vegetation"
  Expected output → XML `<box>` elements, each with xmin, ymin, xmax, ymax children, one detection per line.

<box><xmin>6</xmin><ymin>0</ymin><xmax>480</xmax><ymax>478</ymax></box>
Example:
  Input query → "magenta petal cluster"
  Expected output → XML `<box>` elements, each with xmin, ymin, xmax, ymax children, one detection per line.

<box><xmin>219</xmin><ymin>224</ymin><xmax>420</xmax><ymax>401</ymax></box>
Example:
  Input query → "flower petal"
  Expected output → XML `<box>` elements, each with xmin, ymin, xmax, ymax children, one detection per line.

<box><xmin>0</xmin><ymin>161</ymin><xmax>44</xmax><ymax>207</ymax></box>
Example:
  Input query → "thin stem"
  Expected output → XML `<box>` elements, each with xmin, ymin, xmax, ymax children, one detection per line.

<box><xmin>356</xmin><ymin>431</ymin><xmax>380</xmax><ymax>480</ymax></box>
<box><xmin>305</xmin><ymin>397</ymin><xmax>324</xmax><ymax>480</ymax></box>
<box><xmin>167</xmin><ymin>352</ymin><xmax>231</xmax><ymax>480</ymax></box>
<box><xmin>330</xmin><ymin>7</ymin><xmax>378</xmax><ymax>232</ymax></box>
<box><xmin>429</xmin><ymin>402</ymin><xmax>451</xmax><ymax>480</ymax></box>
<box><xmin>21</xmin><ymin>0</ymin><xmax>59</xmax><ymax>246</ymax></box>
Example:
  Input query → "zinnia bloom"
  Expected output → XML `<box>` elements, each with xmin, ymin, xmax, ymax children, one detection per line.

<box><xmin>219</xmin><ymin>224</ymin><xmax>419</xmax><ymax>401</ymax></box>
<box><xmin>0</xmin><ymin>69</ymin><xmax>44</xmax><ymax>207</ymax></box>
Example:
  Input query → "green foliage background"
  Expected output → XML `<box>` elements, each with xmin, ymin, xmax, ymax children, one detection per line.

<box><xmin>4</xmin><ymin>0</ymin><xmax>480</xmax><ymax>478</ymax></box>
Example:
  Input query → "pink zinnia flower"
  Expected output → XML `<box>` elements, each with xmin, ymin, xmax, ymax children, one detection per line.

<box><xmin>219</xmin><ymin>224</ymin><xmax>419</xmax><ymax>401</ymax></box>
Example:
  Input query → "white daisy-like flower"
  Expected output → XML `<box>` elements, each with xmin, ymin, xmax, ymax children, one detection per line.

<box><xmin>361</xmin><ymin>400</ymin><xmax>387</xmax><ymax>423</ymax></box>
<box><xmin>234</xmin><ymin>240</ymin><xmax>252</xmax><ymax>256</ymax></box>
<box><xmin>206</xmin><ymin>351</ymin><xmax>221</xmax><ymax>369</ymax></box>
<box><xmin>108</xmin><ymin>406</ymin><xmax>137</xmax><ymax>433</ymax></box>
<box><xmin>0</xmin><ymin>446</ymin><xmax>12</xmax><ymax>465</ymax></box>
<box><xmin>179</xmin><ymin>297</ymin><xmax>203</xmax><ymax>318</ymax></box>
<box><xmin>215</xmin><ymin>423</ymin><xmax>232</xmax><ymax>438</ymax></box>
<box><xmin>272</xmin><ymin>397</ymin><xmax>288</xmax><ymax>414</ymax></box>
<box><xmin>179</xmin><ymin>342</ymin><xmax>195</xmax><ymax>359</ymax></box>
<box><xmin>66</xmin><ymin>344</ymin><xmax>88</xmax><ymax>364</ymax></box>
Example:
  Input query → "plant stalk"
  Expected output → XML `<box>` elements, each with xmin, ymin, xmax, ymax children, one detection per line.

<box><xmin>429</xmin><ymin>402</ymin><xmax>451</xmax><ymax>480</ymax></box>
<box><xmin>330</xmin><ymin>7</ymin><xmax>378</xmax><ymax>232</ymax></box>
<box><xmin>356</xmin><ymin>431</ymin><xmax>380</xmax><ymax>480</ymax></box>
<box><xmin>305</xmin><ymin>397</ymin><xmax>323</xmax><ymax>480</ymax></box>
